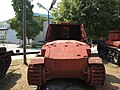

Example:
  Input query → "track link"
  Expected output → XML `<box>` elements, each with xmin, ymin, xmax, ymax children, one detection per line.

<box><xmin>89</xmin><ymin>64</ymin><xmax>105</xmax><ymax>86</ymax></box>
<box><xmin>28</xmin><ymin>64</ymin><xmax>43</xmax><ymax>86</ymax></box>
<box><xmin>98</xmin><ymin>44</ymin><xmax>120</xmax><ymax>66</ymax></box>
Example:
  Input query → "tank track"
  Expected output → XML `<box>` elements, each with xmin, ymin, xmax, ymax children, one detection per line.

<box><xmin>0</xmin><ymin>58</ymin><xmax>5</xmax><ymax>79</ymax></box>
<box><xmin>0</xmin><ymin>47</ymin><xmax>12</xmax><ymax>80</ymax></box>
<box><xmin>98</xmin><ymin>44</ymin><xmax>120</xmax><ymax>65</ymax></box>
<box><xmin>89</xmin><ymin>64</ymin><xmax>105</xmax><ymax>86</ymax></box>
<box><xmin>108</xmin><ymin>48</ymin><xmax>120</xmax><ymax>64</ymax></box>
<box><xmin>28</xmin><ymin>64</ymin><xmax>43</xmax><ymax>86</ymax></box>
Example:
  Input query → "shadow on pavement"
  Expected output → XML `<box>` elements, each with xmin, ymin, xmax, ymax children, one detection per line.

<box><xmin>42</xmin><ymin>78</ymin><xmax>95</xmax><ymax>90</ymax></box>
<box><xmin>37</xmin><ymin>75</ymin><xmax>120</xmax><ymax>90</ymax></box>
<box><xmin>0</xmin><ymin>69</ymin><xmax>21</xmax><ymax>90</ymax></box>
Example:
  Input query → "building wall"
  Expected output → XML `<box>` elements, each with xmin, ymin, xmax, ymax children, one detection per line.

<box><xmin>0</xmin><ymin>20</ymin><xmax>20</xmax><ymax>44</ymax></box>
<box><xmin>0</xmin><ymin>20</ymin><xmax>48</xmax><ymax>45</ymax></box>
<box><xmin>0</xmin><ymin>28</ymin><xmax>7</xmax><ymax>43</ymax></box>
<box><xmin>7</xmin><ymin>29</ymin><xmax>20</xmax><ymax>44</ymax></box>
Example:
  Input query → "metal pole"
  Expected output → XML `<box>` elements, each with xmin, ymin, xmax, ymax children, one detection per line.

<box><xmin>23</xmin><ymin>0</ymin><xmax>27</xmax><ymax>65</ymax></box>
<box><xmin>48</xmin><ymin>10</ymin><xmax>50</xmax><ymax>25</ymax></box>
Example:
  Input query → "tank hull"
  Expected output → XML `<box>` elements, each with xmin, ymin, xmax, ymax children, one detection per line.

<box><xmin>28</xmin><ymin>40</ymin><xmax>105</xmax><ymax>86</ymax></box>
<box><xmin>28</xmin><ymin>57</ymin><xmax>105</xmax><ymax>86</ymax></box>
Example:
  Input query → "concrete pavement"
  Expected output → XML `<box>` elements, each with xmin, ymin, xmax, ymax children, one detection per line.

<box><xmin>0</xmin><ymin>44</ymin><xmax>40</xmax><ymax>60</ymax></box>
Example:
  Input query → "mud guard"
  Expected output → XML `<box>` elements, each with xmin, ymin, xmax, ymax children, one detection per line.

<box><xmin>88</xmin><ymin>57</ymin><xmax>103</xmax><ymax>64</ymax></box>
<box><xmin>29</xmin><ymin>57</ymin><xmax>44</xmax><ymax>64</ymax></box>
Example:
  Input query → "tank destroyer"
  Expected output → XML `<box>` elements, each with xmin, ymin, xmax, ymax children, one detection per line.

<box><xmin>28</xmin><ymin>23</ymin><xmax>105</xmax><ymax>88</ymax></box>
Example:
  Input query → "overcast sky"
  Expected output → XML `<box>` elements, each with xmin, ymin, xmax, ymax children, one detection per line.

<box><xmin>0</xmin><ymin>0</ymin><xmax>61</xmax><ymax>22</ymax></box>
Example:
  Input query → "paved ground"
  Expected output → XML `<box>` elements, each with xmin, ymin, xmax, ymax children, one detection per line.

<box><xmin>0</xmin><ymin>44</ymin><xmax>40</xmax><ymax>60</ymax></box>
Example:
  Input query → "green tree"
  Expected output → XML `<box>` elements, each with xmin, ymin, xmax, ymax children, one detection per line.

<box><xmin>9</xmin><ymin>0</ymin><xmax>43</xmax><ymax>44</ymax></box>
<box><xmin>51</xmin><ymin>0</ymin><xmax>120</xmax><ymax>39</ymax></box>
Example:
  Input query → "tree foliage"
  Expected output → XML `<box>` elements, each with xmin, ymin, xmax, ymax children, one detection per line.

<box><xmin>9</xmin><ymin>0</ymin><xmax>43</xmax><ymax>43</ymax></box>
<box><xmin>51</xmin><ymin>0</ymin><xmax>120</xmax><ymax>39</ymax></box>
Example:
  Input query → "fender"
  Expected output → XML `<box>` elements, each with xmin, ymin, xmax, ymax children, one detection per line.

<box><xmin>30</xmin><ymin>57</ymin><xmax>44</xmax><ymax>64</ymax></box>
<box><xmin>88</xmin><ymin>57</ymin><xmax>103</xmax><ymax>64</ymax></box>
